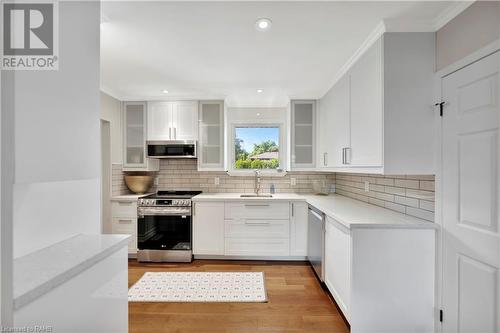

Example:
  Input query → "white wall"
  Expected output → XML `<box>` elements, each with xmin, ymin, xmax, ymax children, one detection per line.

<box><xmin>436</xmin><ymin>1</ymin><xmax>500</xmax><ymax>70</ymax></box>
<box><xmin>1</xmin><ymin>69</ymin><xmax>15</xmax><ymax>326</ymax></box>
<box><xmin>100</xmin><ymin>92</ymin><xmax>122</xmax><ymax>164</ymax></box>
<box><xmin>12</xmin><ymin>1</ymin><xmax>101</xmax><ymax>258</ymax></box>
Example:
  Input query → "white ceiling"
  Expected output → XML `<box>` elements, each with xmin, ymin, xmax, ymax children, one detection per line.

<box><xmin>100</xmin><ymin>1</ymin><xmax>463</xmax><ymax>106</ymax></box>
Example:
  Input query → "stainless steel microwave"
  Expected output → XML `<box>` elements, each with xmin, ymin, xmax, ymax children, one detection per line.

<box><xmin>147</xmin><ymin>141</ymin><xmax>197</xmax><ymax>158</ymax></box>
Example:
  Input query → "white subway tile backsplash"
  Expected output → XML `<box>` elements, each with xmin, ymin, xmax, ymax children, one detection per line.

<box><xmin>333</xmin><ymin>173</ymin><xmax>435</xmax><ymax>222</ymax></box>
<box><xmin>394</xmin><ymin>179</ymin><xmax>420</xmax><ymax>189</ymax></box>
<box><xmin>406</xmin><ymin>206</ymin><xmax>435</xmax><ymax>222</ymax></box>
<box><xmin>111</xmin><ymin>161</ymin><xmax>435</xmax><ymax>222</ymax></box>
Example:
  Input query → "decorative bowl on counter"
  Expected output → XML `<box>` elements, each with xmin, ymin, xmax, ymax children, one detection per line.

<box><xmin>124</xmin><ymin>175</ymin><xmax>154</xmax><ymax>194</ymax></box>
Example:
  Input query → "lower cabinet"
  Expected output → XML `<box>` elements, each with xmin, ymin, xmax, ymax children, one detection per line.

<box><xmin>111</xmin><ymin>200</ymin><xmax>138</xmax><ymax>255</ymax></box>
<box><xmin>324</xmin><ymin>216</ymin><xmax>351</xmax><ymax>319</ymax></box>
<box><xmin>323</xmin><ymin>216</ymin><xmax>436</xmax><ymax>333</ymax></box>
<box><xmin>290</xmin><ymin>202</ymin><xmax>308</xmax><ymax>256</ymax></box>
<box><xmin>193</xmin><ymin>200</ymin><xmax>307</xmax><ymax>258</ymax></box>
<box><xmin>193</xmin><ymin>202</ymin><xmax>225</xmax><ymax>255</ymax></box>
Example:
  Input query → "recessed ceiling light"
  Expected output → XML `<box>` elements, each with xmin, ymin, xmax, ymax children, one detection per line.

<box><xmin>255</xmin><ymin>18</ymin><xmax>272</xmax><ymax>32</ymax></box>
<box><xmin>162</xmin><ymin>90</ymin><xmax>169</xmax><ymax>94</ymax></box>
<box><xmin>257</xmin><ymin>89</ymin><xmax>264</xmax><ymax>93</ymax></box>
<box><xmin>256</xmin><ymin>113</ymin><xmax>261</xmax><ymax>116</ymax></box>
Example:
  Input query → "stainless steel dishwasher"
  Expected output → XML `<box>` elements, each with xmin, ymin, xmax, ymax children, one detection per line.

<box><xmin>307</xmin><ymin>205</ymin><xmax>325</xmax><ymax>281</ymax></box>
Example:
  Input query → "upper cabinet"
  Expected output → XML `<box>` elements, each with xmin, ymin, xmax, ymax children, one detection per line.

<box><xmin>123</xmin><ymin>102</ymin><xmax>159</xmax><ymax>171</ymax></box>
<box><xmin>318</xmin><ymin>32</ymin><xmax>435</xmax><ymax>174</ymax></box>
<box><xmin>198</xmin><ymin>101</ymin><xmax>225</xmax><ymax>171</ymax></box>
<box><xmin>349</xmin><ymin>38</ymin><xmax>383</xmax><ymax>167</ymax></box>
<box><xmin>318</xmin><ymin>75</ymin><xmax>350</xmax><ymax>169</ymax></box>
<box><xmin>147</xmin><ymin>101</ymin><xmax>198</xmax><ymax>141</ymax></box>
<box><xmin>291</xmin><ymin>101</ymin><xmax>316</xmax><ymax>169</ymax></box>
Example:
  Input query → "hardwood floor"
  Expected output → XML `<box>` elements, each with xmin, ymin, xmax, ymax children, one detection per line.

<box><xmin>129</xmin><ymin>260</ymin><xmax>349</xmax><ymax>333</ymax></box>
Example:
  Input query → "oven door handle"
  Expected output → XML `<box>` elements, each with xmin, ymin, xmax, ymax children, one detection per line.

<box><xmin>137</xmin><ymin>208</ymin><xmax>191</xmax><ymax>217</ymax></box>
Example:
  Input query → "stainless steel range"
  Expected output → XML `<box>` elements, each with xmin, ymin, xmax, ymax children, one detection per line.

<box><xmin>137</xmin><ymin>190</ymin><xmax>201</xmax><ymax>262</ymax></box>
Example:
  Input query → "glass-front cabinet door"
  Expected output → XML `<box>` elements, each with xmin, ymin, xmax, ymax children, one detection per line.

<box><xmin>123</xmin><ymin>101</ymin><xmax>159</xmax><ymax>171</ymax></box>
<box><xmin>291</xmin><ymin>100</ymin><xmax>316</xmax><ymax>169</ymax></box>
<box><xmin>198</xmin><ymin>101</ymin><xmax>224</xmax><ymax>170</ymax></box>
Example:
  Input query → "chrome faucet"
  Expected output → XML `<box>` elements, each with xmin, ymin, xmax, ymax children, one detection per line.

<box><xmin>254</xmin><ymin>169</ymin><xmax>261</xmax><ymax>195</ymax></box>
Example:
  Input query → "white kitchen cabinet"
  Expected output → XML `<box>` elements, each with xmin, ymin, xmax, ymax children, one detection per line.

<box><xmin>198</xmin><ymin>101</ymin><xmax>224</xmax><ymax>170</ymax></box>
<box><xmin>225</xmin><ymin>238</ymin><xmax>290</xmax><ymax>256</ymax></box>
<box><xmin>193</xmin><ymin>202</ymin><xmax>225</xmax><ymax>255</ymax></box>
<box><xmin>349</xmin><ymin>38</ymin><xmax>383</xmax><ymax>167</ymax></box>
<box><xmin>290</xmin><ymin>201</ymin><xmax>308</xmax><ymax>256</ymax></box>
<box><xmin>291</xmin><ymin>101</ymin><xmax>315</xmax><ymax>169</ymax></box>
<box><xmin>123</xmin><ymin>102</ymin><xmax>159</xmax><ymax>171</ymax></box>
<box><xmin>324</xmin><ymin>216</ymin><xmax>351</xmax><ymax>320</ymax></box>
<box><xmin>111</xmin><ymin>199</ymin><xmax>139</xmax><ymax>255</ymax></box>
<box><xmin>173</xmin><ymin>101</ymin><xmax>198</xmax><ymax>140</ymax></box>
<box><xmin>318</xmin><ymin>75</ymin><xmax>350</xmax><ymax>168</ymax></box>
<box><xmin>320</xmin><ymin>213</ymin><xmax>435</xmax><ymax>333</ymax></box>
<box><xmin>147</xmin><ymin>102</ymin><xmax>172</xmax><ymax>141</ymax></box>
<box><xmin>225</xmin><ymin>202</ymin><xmax>289</xmax><ymax>220</ymax></box>
<box><xmin>317</xmin><ymin>32</ymin><xmax>435</xmax><ymax>174</ymax></box>
<box><xmin>193</xmin><ymin>199</ymin><xmax>303</xmax><ymax>259</ymax></box>
<box><xmin>147</xmin><ymin>101</ymin><xmax>198</xmax><ymax>141</ymax></box>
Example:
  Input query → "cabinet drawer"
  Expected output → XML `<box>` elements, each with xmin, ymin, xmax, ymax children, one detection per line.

<box><xmin>225</xmin><ymin>202</ymin><xmax>289</xmax><ymax>220</ymax></box>
<box><xmin>225</xmin><ymin>219</ymin><xmax>289</xmax><ymax>239</ymax></box>
<box><xmin>111</xmin><ymin>217</ymin><xmax>137</xmax><ymax>254</ymax></box>
<box><xmin>225</xmin><ymin>238</ymin><xmax>290</xmax><ymax>256</ymax></box>
<box><xmin>111</xmin><ymin>200</ymin><xmax>137</xmax><ymax>217</ymax></box>
<box><xmin>111</xmin><ymin>217</ymin><xmax>137</xmax><ymax>235</ymax></box>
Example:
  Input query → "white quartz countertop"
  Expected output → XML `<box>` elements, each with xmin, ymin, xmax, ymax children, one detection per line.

<box><xmin>193</xmin><ymin>193</ymin><xmax>436</xmax><ymax>230</ymax></box>
<box><xmin>111</xmin><ymin>193</ymin><xmax>153</xmax><ymax>201</ymax></box>
<box><xmin>13</xmin><ymin>234</ymin><xmax>130</xmax><ymax>310</ymax></box>
<box><xmin>192</xmin><ymin>192</ymin><xmax>305</xmax><ymax>201</ymax></box>
<box><xmin>303</xmin><ymin>194</ymin><xmax>436</xmax><ymax>229</ymax></box>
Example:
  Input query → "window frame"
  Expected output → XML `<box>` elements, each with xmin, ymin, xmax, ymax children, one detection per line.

<box><xmin>228</xmin><ymin>123</ymin><xmax>286</xmax><ymax>176</ymax></box>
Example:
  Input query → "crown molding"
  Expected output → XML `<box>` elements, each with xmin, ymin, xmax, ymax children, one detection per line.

<box><xmin>319</xmin><ymin>21</ymin><xmax>386</xmax><ymax>99</ymax></box>
<box><xmin>100</xmin><ymin>86</ymin><xmax>123</xmax><ymax>101</ymax></box>
<box><xmin>432</xmin><ymin>1</ymin><xmax>475</xmax><ymax>31</ymax></box>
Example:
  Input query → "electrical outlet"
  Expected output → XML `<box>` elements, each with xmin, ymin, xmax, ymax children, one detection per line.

<box><xmin>154</xmin><ymin>177</ymin><xmax>159</xmax><ymax>186</ymax></box>
<box><xmin>364</xmin><ymin>181</ymin><xmax>370</xmax><ymax>192</ymax></box>
<box><xmin>214</xmin><ymin>177</ymin><xmax>220</xmax><ymax>186</ymax></box>
<box><xmin>290</xmin><ymin>178</ymin><xmax>297</xmax><ymax>186</ymax></box>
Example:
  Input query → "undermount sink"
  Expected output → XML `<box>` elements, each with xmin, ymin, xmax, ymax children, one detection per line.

<box><xmin>239</xmin><ymin>194</ymin><xmax>273</xmax><ymax>198</ymax></box>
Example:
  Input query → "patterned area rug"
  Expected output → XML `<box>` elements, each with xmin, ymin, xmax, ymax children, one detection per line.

<box><xmin>128</xmin><ymin>272</ymin><xmax>268</xmax><ymax>302</ymax></box>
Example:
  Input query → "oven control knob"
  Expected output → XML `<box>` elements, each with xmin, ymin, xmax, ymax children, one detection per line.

<box><xmin>139</xmin><ymin>199</ymin><xmax>143</xmax><ymax>205</ymax></box>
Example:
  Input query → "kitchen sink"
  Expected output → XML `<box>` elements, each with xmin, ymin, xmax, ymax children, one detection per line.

<box><xmin>239</xmin><ymin>194</ymin><xmax>273</xmax><ymax>198</ymax></box>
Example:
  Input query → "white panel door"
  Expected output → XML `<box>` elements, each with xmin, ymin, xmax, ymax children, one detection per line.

<box><xmin>147</xmin><ymin>102</ymin><xmax>172</xmax><ymax>140</ymax></box>
<box><xmin>290</xmin><ymin>202</ymin><xmax>308</xmax><ymax>256</ymax></box>
<box><xmin>173</xmin><ymin>101</ymin><xmax>198</xmax><ymax>141</ymax></box>
<box><xmin>193</xmin><ymin>202</ymin><xmax>224</xmax><ymax>255</ymax></box>
<box><xmin>324</xmin><ymin>216</ymin><xmax>351</xmax><ymax>319</ymax></box>
<box><xmin>328</xmin><ymin>75</ymin><xmax>350</xmax><ymax>167</ymax></box>
<box><xmin>441</xmin><ymin>51</ymin><xmax>500</xmax><ymax>333</ymax></box>
<box><xmin>349</xmin><ymin>37</ymin><xmax>383</xmax><ymax>167</ymax></box>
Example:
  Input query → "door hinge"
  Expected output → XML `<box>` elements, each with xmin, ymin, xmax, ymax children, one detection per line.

<box><xmin>435</xmin><ymin>102</ymin><xmax>445</xmax><ymax>117</ymax></box>
<box><xmin>439</xmin><ymin>309</ymin><xmax>443</xmax><ymax>322</ymax></box>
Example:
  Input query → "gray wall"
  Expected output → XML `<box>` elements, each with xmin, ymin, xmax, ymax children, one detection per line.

<box><xmin>100</xmin><ymin>92</ymin><xmax>123</xmax><ymax>164</ymax></box>
<box><xmin>12</xmin><ymin>2</ymin><xmax>101</xmax><ymax>257</ymax></box>
<box><xmin>436</xmin><ymin>1</ymin><xmax>500</xmax><ymax>70</ymax></box>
